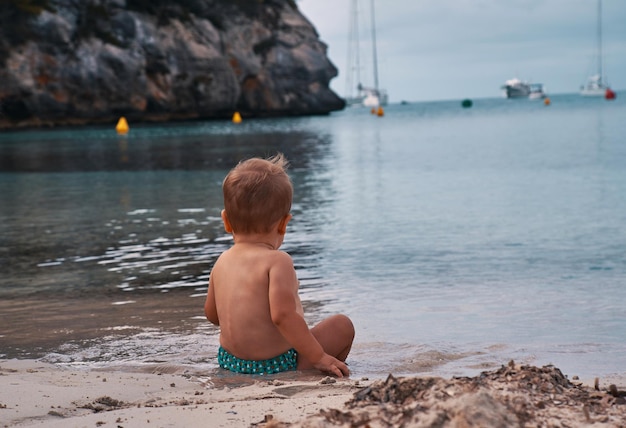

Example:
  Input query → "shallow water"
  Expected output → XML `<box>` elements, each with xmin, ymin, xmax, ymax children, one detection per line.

<box><xmin>1</xmin><ymin>94</ymin><xmax>625</xmax><ymax>380</ymax></box>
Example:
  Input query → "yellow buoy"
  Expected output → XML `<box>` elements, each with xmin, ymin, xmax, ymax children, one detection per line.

<box><xmin>544</xmin><ymin>97</ymin><xmax>551</xmax><ymax>106</ymax></box>
<box><xmin>376</xmin><ymin>106</ymin><xmax>384</xmax><ymax>117</ymax></box>
<box><xmin>116</xmin><ymin>117</ymin><xmax>129</xmax><ymax>134</ymax></box>
<box><xmin>232</xmin><ymin>112</ymin><xmax>242</xmax><ymax>124</ymax></box>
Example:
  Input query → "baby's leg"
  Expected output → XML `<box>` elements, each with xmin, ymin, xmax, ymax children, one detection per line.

<box><xmin>298</xmin><ymin>314</ymin><xmax>354</xmax><ymax>370</ymax></box>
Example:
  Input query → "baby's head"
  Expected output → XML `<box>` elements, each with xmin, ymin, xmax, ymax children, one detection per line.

<box><xmin>222</xmin><ymin>153</ymin><xmax>293</xmax><ymax>234</ymax></box>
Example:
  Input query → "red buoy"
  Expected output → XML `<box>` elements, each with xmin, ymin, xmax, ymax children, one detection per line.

<box><xmin>605</xmin><ymin>88</ymin><xmax>616</xmax><ymax>100</ymax></box>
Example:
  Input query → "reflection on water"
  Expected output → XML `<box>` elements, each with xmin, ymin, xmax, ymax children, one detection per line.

<box><xmin>0</xmin><ymin>118</ymin><xmax>334</xmax><ymax>295</ymax></box>
<box><xmin>0</xmin><ymin>122</ymin><xmax>326</xmax><ymax>173</ymax></box>
<box><xmin>1</xmin><ymin>171</ymin><xmax>224</xmax><ymax>296</ymax></box>
<box><xmin>0</xmin><ymin>117</ymin><xmax>336</xmax><ymax>361</ymax></box>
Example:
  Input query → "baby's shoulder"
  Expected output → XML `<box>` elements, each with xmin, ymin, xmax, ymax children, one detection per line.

<box><xmin>216</xmin><ymin>246</ymin><xmax>292</xmax><ymax>267</ymax></box>
<box><xmin>271</xmin><ymin>249</ymin><xmax>295</xmax><ymax>264</ymax></box>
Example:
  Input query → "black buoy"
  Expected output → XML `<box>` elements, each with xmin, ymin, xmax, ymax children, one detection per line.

<box><xmin>461</xmin><ymin>99</ymin><xmax>473</xmax><ymax>108</ymax></box>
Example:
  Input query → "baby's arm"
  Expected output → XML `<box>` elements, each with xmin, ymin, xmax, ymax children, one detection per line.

<box><xmin>204</xmin><ymin>274</ymin><xmax>219</xmax><ymax>326</ymax></box>
<box><xmin>268</xmin><ymin>253</ymin><xmax>349</xmax><ymax>377</ymax></box>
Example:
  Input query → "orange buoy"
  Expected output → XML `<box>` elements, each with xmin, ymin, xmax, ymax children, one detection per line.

<box><xmin>376</xmin><ymin>106</ymin><xmax>384</xmax><ymax>117</ymax></box>
<box><xmin>544</xmin><ymin>97</ymin><xmax>551</xmax><ymax>106</ymax></box>
<box><xmin>115</xmin><ymin>117</ymin><xmax>129</xmax><ymax>134</ymax></box>
<box><xmin>232</xmin><ymin>111</ymin><xmax>242</xmax><ymax>123</ymax></box>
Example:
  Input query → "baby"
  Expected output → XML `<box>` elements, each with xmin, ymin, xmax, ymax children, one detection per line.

<box><xmin>204</xmin><ymin>154</ymin><xmax>354</xmax><ymax>377</ymax></box>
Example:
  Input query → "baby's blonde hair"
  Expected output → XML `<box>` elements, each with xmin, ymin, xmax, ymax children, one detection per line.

<box><xmin>222</xmin><ymin>153</ymin><xmax>293</xmax><ymax>234</ymax></box>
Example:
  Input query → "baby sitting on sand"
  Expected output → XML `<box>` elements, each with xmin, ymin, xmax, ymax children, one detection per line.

<box><xmin>204</xmin><ymin>154</ymin><xmax>354</xmax><ymax>377</ymax></box>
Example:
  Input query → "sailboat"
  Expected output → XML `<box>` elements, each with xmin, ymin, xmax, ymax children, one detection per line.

<box><xmin>580</xmin><ymin>0</ymin><xmax>615</xmax><ymax>98</ymax></box>
<box><xmin>345</xmin><ymin>0</ymin><xmax>388</xmax><ymax>107</ymax></box>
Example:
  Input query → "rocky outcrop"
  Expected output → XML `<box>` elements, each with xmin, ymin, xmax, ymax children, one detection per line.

<box><xmin>0</xmin><ymin>0</ymin><xmax>345</xmax><ymax>129</ymax></box>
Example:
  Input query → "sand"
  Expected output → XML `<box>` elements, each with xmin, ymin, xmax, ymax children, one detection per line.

<box><xmin>1</xmin><ymin>359</ymin><xmax>624</xmax><ymax>427</ymax></box>
<box><xmin>0</xmin><ymin>359</ymin><xmax>363</xmax><ymax>427</ymax></box>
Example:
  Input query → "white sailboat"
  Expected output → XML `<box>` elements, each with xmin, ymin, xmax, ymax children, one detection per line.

<box><xmin>580</xmin><ymin>0</ymin><xmax>615</xmax><ymax>98</ymax></box>
<box><xmin>345</xmin><ymin>0</ymin><xmax>388</xmax><ymax>107</ymax></box>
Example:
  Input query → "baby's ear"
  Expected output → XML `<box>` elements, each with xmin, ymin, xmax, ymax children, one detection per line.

<box><xmin>277</xmin><ymin>213</ymin><xmax>292</xmax><ymax>235</ymax></box>
<box><xmin>221</xmin><ymin>210</ymin><xmax>233</xmax><ymax>233</ymax></box>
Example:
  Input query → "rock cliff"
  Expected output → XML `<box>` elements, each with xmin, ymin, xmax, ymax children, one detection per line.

<box><xmin>0</xmin><ymin>0</ymin><xmax>345</xmax><ymax>129</ymax></box>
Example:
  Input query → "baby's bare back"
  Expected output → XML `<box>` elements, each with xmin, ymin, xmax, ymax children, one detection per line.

<box><xmin>210</xmin><ymin>245</ymin><xmax>300</xmax><ymax>361</ymax></box>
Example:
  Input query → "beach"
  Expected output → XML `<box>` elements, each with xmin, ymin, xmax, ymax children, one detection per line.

<box><xmin>0</xmin><ymin>359</ymin><xmax>365</xmax><ymax>427</ymax></box>
<box><xmin>2</xmin><ymin>96</ymin><xmax>626</xmax><ymax>426</ymax></box>
<box><xmin>2</xmin><ymin>359</ymin><xmax>625</xmax><ymax>427</ymax></box>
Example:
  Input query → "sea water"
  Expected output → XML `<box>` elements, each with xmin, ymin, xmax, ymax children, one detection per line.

<box><xmin>1</xmin><ymin>94</ymin><xmax>625</xmax><ymax>380</ymax></box>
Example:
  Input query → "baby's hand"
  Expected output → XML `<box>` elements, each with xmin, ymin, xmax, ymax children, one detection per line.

<box><xmin>314</xmin><ymin>354</ymin><xmax>350</xmax><ymax>378</ymax></box>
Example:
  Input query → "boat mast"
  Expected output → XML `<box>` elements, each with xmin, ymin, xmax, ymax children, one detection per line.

<box><xmin>370</xmin><ymin>0</ymin><xmax>379</xmax><ymax>94</ymax></box>
<box><xmin>345</xmin><ymin>0</ymin><xmax>362</xmax><ymax>99</ymax></box>
<box><xmin>597</xmin><ymin>0</ymin><xmax>603</xmax><ymax>83</ymax></box>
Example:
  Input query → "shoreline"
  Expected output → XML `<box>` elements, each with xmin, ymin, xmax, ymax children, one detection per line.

<box><xmin>1</xmin><ymin>359</ymin><xmax>624</xmax><ymax>427</ymax></box>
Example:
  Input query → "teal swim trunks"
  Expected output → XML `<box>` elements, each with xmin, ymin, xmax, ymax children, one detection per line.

<box><xmin>218</xmin><ymin>346</ymin><xmax>298</xmax><ymax>374</ymax></box>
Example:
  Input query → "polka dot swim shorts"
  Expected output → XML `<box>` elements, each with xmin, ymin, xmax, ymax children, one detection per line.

<box><xmin>217</xmin><ymin>346</ymin><xmax>298</xmax><ymax>375</ymax></box>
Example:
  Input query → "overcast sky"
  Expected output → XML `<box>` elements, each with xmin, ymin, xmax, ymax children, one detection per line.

<box><xmin>297</xmin><ymin>0</ymin><xmax>626</xmax><ymax>102</ymax></box>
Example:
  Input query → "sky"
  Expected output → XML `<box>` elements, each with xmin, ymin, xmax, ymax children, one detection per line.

<box><xmin>297</xmin><ymin>0</ymin><xmax>626</xmax><ymax>102</ymax></box>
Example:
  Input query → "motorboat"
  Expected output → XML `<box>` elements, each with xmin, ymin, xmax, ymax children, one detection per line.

<box><xmin>528</xmin><ymin>83</ymin><xmax>547</xmax><ymax>100</ymax></box>
<box><xmin>502</xmin><ymin>78</ymin><xmax>546</xmax><ymax>99</ymax></box>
